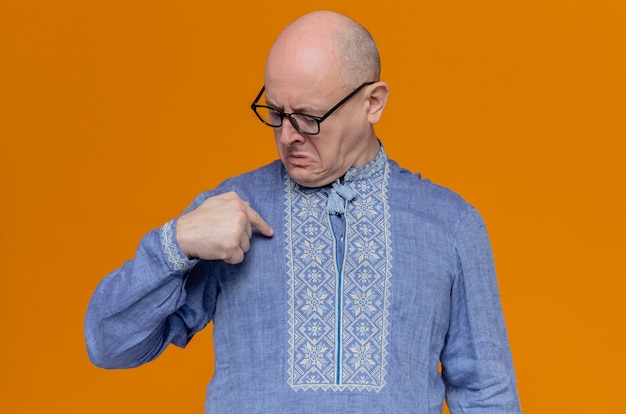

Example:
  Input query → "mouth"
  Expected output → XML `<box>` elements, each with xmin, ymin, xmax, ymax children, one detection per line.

<box><xmin>285</xmin><ymin>153</ymin><xmax>311</xmax><ymax>167</ymax></box>
<box><xmin>287</xmin><ymin>155</ymin><xmax>311</xmax><ymax>167</ymax></box>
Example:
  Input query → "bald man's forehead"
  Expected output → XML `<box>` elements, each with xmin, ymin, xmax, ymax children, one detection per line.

<box><xmin>264</xmin><ymin>36</ymin><xmax>344</xmax><ymax>89</ymax></box>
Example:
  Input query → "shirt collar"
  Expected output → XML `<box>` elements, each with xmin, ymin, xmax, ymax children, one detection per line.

<box><xmin>291</xmin><ymin>143</ymin><xmax>388</xmax><ymax>215</ymax></box>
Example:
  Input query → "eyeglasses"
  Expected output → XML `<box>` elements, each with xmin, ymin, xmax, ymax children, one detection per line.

<box><xmin>250</xmin><ymin>81</ymin><xmax>376</xmax><ymax>135</ymax></box>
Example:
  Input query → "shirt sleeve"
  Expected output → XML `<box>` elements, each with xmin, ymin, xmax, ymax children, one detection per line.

<box><xmin>441</xmin><ymin>206</ymin><xmax>522</xmax><ymax>413</ymax></box>
<box><xmin>84</xmin><ymin>217</ymin><xmax>216</xmax><ymax>369</ymax></box>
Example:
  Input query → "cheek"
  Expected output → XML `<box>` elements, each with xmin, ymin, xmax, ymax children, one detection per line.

<box><xmin>315</xmin><ymin>140</ymin><xmax>341</xmax><ymax>167</ymax></box>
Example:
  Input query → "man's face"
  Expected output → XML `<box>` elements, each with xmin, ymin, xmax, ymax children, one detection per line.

<box><xmin>264</xmin><ymin>68</ymin><xmax>375</xmax><ymax>188</ymax></box>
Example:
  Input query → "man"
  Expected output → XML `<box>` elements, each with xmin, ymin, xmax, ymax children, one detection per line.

<box><xmin>85</xmin><ymin>10</ymin><xmax>521</xmax><ymax>413</ymax></box>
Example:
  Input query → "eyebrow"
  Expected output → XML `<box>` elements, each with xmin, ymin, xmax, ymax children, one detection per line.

<box><xmin>264</xmin><ymin>98</ymin><xmax>324</xmax><ymax>116</ymax></box>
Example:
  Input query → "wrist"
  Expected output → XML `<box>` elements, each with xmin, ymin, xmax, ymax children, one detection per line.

<box><xmin>160</xmin><ymin>219</ymin><xmax>196</xmax><ymax>271</ymax></box>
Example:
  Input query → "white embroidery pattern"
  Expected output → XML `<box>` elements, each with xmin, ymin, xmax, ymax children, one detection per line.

<box><xmin>161</xmin><ymin>220</ymin><xmax>189</xmax><ymax>271</ymax></box>
<box><xmin>286</xmin><ymin>156</ymin><xmax>392</xmax><ymax>392</ymax></box>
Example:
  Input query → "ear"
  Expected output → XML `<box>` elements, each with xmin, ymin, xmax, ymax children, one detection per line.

<box><xmin>366</xmin><ymin>82</ymin><xmax>390</xmax><ymax>125</ymax></box>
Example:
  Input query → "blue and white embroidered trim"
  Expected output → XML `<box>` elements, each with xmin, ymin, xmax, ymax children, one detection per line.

<box><xmin>286</xmin><ymin>156</ymin><xmax>392</xmax><ymax>392</ymax></box>
<box><xmin>161</xmin><ymin>220</ymin><xmax>190</xmax><ymax>272</ymax></box>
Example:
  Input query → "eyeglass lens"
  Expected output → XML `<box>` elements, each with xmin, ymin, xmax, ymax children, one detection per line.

<box><xmin>255</xmin><ymin>107</ymin><xmax>320</xmax><ymax>134</ymax></box>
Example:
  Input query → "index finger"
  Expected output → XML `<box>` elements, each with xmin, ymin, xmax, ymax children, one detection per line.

<box><xmin>245</xmin><ymin>205</ymin><xmax>274</xmax><ymax>237</ymax></box>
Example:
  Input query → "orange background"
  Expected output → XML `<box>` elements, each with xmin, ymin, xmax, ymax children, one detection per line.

<box><xmin>1</xmin><ymin>1</ymin><xmax>624</xmax><ymax>412</ymax></box>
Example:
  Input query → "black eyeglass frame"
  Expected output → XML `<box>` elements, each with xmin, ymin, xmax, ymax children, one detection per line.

<box><xmin>250</xmin><ymin>81</ymin><xmax>377</xmax><ymax>135</ymax></box>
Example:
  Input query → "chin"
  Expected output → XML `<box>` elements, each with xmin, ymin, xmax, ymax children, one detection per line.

<box><xmin>283</xmin><ymin>162</ymin><xmax>337</xmax><ymax>188</ymax></box>
<box><xmin>290</xmin><ymin>175</ymin><xmax>318</xmax><ymax>188</ymax></box>
<box><xmin>287</xmin><ymin>170</ymin><xmax>324</xmax><ymax>188</ymax></box>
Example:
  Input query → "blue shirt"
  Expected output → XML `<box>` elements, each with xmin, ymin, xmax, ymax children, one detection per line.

<box><xmin>85</xmin><ymin>147</ymin><xmax>521</xmax><ymax>413</ymax></box>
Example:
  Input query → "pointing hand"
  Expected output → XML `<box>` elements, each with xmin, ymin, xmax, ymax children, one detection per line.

<box><xmin>176</xmin><ymin>192</ymin><xmax>273</xmax><ymax>264</ymax></box>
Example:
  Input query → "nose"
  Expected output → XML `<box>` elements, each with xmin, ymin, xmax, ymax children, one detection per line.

<box><xmin>279</xmin><ymin>117</ymin><xmax>305</xmax><ymax>145</ymax></box>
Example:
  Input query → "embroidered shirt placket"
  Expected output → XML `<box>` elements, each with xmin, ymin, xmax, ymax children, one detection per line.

<box><xmin>287</xmin><ymin>148</ymin><xmax>392</xmax><ymax>392</ymax></box>
<box><xmin>330</xmin><ymin>205</ymin><xmax>347</xmax><ymax>385</ymax></box>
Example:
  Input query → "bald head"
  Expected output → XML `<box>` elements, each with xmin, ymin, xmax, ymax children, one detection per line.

<box><xmin>265</xmin><ymin>11</ymin><xmax>380</xmax><ymax>88</ymax></box>
<box><xmin>260</xmin><ymin>11</ymin><xmax>389</xmax><ymax>188</ymax></box>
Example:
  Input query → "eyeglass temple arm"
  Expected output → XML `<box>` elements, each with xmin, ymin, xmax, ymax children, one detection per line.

<box><xmin>251</xmin><ymin>86</ymin><xmax>266</xmax><ymax>108</ymax></box>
